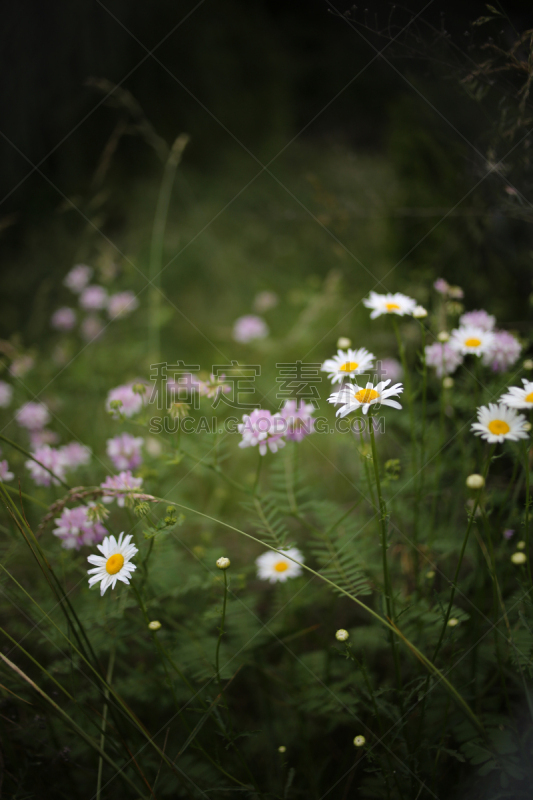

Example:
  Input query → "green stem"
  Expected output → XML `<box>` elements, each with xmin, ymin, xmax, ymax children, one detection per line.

<box><xmin>392</xmin><ymin>318</ymin><xmax>416</xmax><ymax>476</ymax></box>
<box><xmin>96</xmin><ymin>646</ymin><xmax>116</xmax><ymax>800</ymax></box>
<box><xmin>149</xmin><ymin>134</ymin><xmax>189</xmax><ymax>361</ymax></box>
<box><xmin>432</xmin><ymin>445</ymin><xmax>495</xmax><ymax>664</ymax></box>
<box><xmin>412</xmin><ymin>322</ymin><xmax>428</xmax><ymax>592</ymax></box>
<box><xmin>522</xmin><ymin>441</ymin><xmax>532</xmax><ymax>585</ymax></box>
<box><xmin>253</xmin><ymin>451</ymin><xmax>263</xmax><ymax>496</ymax></box>
<box><xmin>369</xmin><ymin>417</ymin><xmax>404</xmax><ymax>712</ymax></box>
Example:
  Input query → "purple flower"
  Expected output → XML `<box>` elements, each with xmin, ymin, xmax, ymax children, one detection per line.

<box><xmin>53</xmin><ymin>506</ymin><xmax>106</xmax><ymax>550</ymax></box>
<box><xmin>79</xmin><ymin>285</ymin><xmax>108</xmax><ymax>311</ymax></box>
<box><xmin>482</xmin><ymin>330</ymin><xmax>522</xmax><ymax>373</ymax></box>
<box><xmin>25</xmin><ymin>446</ymin><xmax>66</xmax><ymax>487</ymax></box>
<box><xmin>106</xmin><ymin>384</ymin><xmax>144</xmax><ymax>418</ymax></box>
<box><xmin>459</xmin><ymin>310</ymin><xmax>496</xmax><ymax>332</ymax></box>
<box><xmin>64</xmin><ymin>264</ymin><xmax>93</xmax><ymax>293</ymax></box>
<box><xmin>30</xmin><ymin>429</ymin><xmax>59</xmax><ymax>448</ymax></box>
<box><xmin>503</xmin><ymin>529</ymin><xmax>515</xmax><ymax>540</ymax></box>
<box><xmin>108</xmin><ymin>291</ymin><xmax>139</xmax><ymax>320</ymax></box>
<box><xmin>0</xmin><ymin>460</ymin><xmax>14</xmax><ymax>482</ymax></box>
<box><xmin>101</xmin><ymin>471</ymin><xmax>143</xmax><ymax>506</ymax></box>
<box><xmin>60</xmin><ymin>442</ymin><xmax>92</xmax><ymax>470</ymax></box>
<box><xmin>433</xmin><ymin>278</ymin><xmax>449</xmax><ymax>295</ymax></box>
<box><xmin>253</xmin><ymin>291</ymin><xmax>278</xmax><ymax>313</ymax></box>
<box><xmin>0</xmin><ymin>381</ymin><xmax>13</xmax><ymax>408</ymax></box>
<box><xmin>425</xmin><ymin>342</ymin><xmax>463</xmax><ymax>378</ymax></box>
<box><xmin>106</xmin><ymin>434</ymin><xmax>144</xmax><ymax>470</ymax></box>
<box><xmin>9</xmin><ymin>355</ymin><xmax>34</xmax><ymax>378</ymax></box>
<box><xmin>16</xmin><ymin>402</ymin><xmax>51</xmax><ymax>431</ymax></box>
<box><xmin>81</xmin><ymin>315</ymin><xmax>105</xmax><ymax>342</ymax></box>
<box><xmin>280</xmin><ymin>400</ymin><xmax>315</xmax><ymax>442</ymax></box>
<box><xmin>376</xmin><ymin>358</ymin><xmax>403</xmax><ymax>383</ymax></box>
<box><xmin>51</xmin><ymin>307</ymin><xmax>77</xmax><ymax>331</ymax></box>
<box><xmin>238</xmin><ymin>409</ymin><xmax>285</xmax><ymax>455</ymax></box>
<box><xmin>233</xmin><ymin>315</ymin><xmax>269</xmax><ymax>343</ymax></box>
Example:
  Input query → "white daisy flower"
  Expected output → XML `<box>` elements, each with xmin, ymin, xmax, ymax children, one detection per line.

<box><xmin>500</xmin><ymin>379</ymin><xmax>533</xmax><ymax>410</ymax></box>
<box><xmin>363</xmin><ymin>291</ymin><xmax>417</xmax><ymax>319</ymax></box>
<box><xmin>471</xmin><ymin>403</ymin><xmax>529</xmax><ymax>444</ymax></box>
<box><xmin>321</xmin><ymin>347</ymin><xmax>375</xmax><ymax>384</ymax></box>
<box><xmin>449</xmin><ymin>326</ymin><xmax>495</xmax><ymax>356</ymax></box>
<box><xmin>256</xmin><ymin>547</ymin><xmax>304</xmax><ymax>583</ymax></box>
<box><xmin>87</xmin><ymin>532</ymin><xmax>138</xmax><ymax>595</ymax></box>
<box><xmin>328</xmin><ymin>379</ymin><xmax>403</xmax><ymax>417</ymax></box>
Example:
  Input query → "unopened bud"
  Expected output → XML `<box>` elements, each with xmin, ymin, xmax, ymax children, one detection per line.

<box><xmin>148</xmin><ymin>620</ymin><xmax>161</xmax><ymax>631</ymax></box>
<box><xmin>466</xmin><ymin>474</ymin><xmax>484</xmax><ymax>490</ymax></box>
<box><xmin>216</xmin><ymin>557</ymin><xmax>231</xmax><ymax>570</ymax></box>
<box><xmin>511</xmin><ymin>552</ymin><xmax>527</xmax><ymax>565</ymax></box>
<box><xmin>442</xmin><ymin>377</ymin><xmax>454</xmax><ymax>389</ymax></box>
<box><xmin>412</xmin><ymin>305</ymin><xmax>427</xmax><ymax>319</ymax></box>
<box><xmin>335</xmin><ymin>629</ymin><xmax>349</xmax><ymax>642</ymax></box>
<box><xmin>337</xmin><ymin>337</ymin><xmax>352</xmax><ymax>349</ymax></box>
<box><xmin>353</xmin><ymin>735</ymin><xmax>366</xmax><ymax>747</ymax></box>
<box><xmin>437</xmin><ymin>331</ymin><xmax>450</xmax><ymax>343</ymax></box>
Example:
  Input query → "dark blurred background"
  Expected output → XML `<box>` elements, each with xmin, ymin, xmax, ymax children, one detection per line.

<box><xmin>1</xmin><ymin>0</ymin><xmax>533</xmax><ymax>340</ymax></box>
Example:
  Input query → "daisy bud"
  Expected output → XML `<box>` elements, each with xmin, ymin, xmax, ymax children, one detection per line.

<box><xmin>447</xmin><ymin>618</ymin><xmax>459</xmax><ymax>627</ymax></box>
<box><xmin>216</xmin><ymin>557</ymin><xmax>231</xmax><ymax>570</ymax></box>
<box><xmin>442</xmin><ymin>377</ymin><xmax>454</xmax><ymax>389</ymax></box>
<box><xmin>437</xmin><ymin>331</ymin><xmax>450</xmax><ymax>343</ymax></box>
<box><xmin>523</xmin><ymin>359</ymin><xmax>533</xmax><ymax>370</ymax></box>
<box><xmin>337</xmin><ymin>337</ymin><xmax>351</xmax><ymax>348</ymax></box>
<box><xmin>511</xmin><ymin>552</ymin><xmax>527</xmax><ymax>565</ymax></box>
<box><xmin>517</xmin><ymin>541</ymin><xmax>526</xmax><ymax>550</ymax></box>
<box><xmin>353</xmin><ymin>735</ymin><xmax>366</xmax><ymax>747</ymax></box>
<box><xmin>524</xmin><ymin>422</ymin><xmax>532</xmax><ymax>432</ymax></box>
<box><xmin>278</xmin><ymin>745</ymin><xmax>287</xmax><ymax>753</ymax></box>
<box><xmin>335</xmin><ymin>629</ymin><xmax>349</xmax><ymax>642</ymax></box>
<box><xmin>412</xmin><ymin>305</ymin><xmax>427</xmax><ymax>319</ymax></box>
<box><xmin>426</xmin><ymin>570</ymin><xmax>435</xmax><ymax>579</ymax></box>
<box><xmin>466</xmin><ymin>474</ymin><xmax>484</xmax><ymax>490</ymax></box>
<box><xmin>148</xmin><ymin>620</ymin><xmax>161</xmax><ymax>631</ymax></box>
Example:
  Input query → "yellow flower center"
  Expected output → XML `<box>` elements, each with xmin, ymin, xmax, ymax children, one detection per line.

<box><xmin>106</xmin><ymin>554</ymin><xmax>125</xmax><ymax>575</ymax></box>
<box><xmin>488</xmin><ymin>419</ymin><xmax>510</xmax><ymax>435</ymax></box>
<box><xmin>274</xmin><ymin>561</ymin><xmax>289</xmax><ymax>573</ymax></box>
<box><xmin>526</xmin><ymin>392</ymin><xmax>533</xmax><ymax>403</ymax></box>
<box><xmin>354</xmin><ymin>388</ymin><xmax>379</xmax><ymax>404</ymax></box>
<box><xmin>386</xmin><ymin>303</ymin><xmax>400</xmax><ymax>311</ymax></box>
<box><xmin>464</xmin><ymin>337</ymin><xmax>481</xmax><ymax>348</ymax></box>
<box><xmin>340</xmin><ymin>361</ymin><xmax>358</xmax><ymax>372</ymax></box>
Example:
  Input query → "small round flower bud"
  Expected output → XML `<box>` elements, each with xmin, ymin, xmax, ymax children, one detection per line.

<box><xmin>353</xmin><ymin>735</ymin><xmax>366</xmax><ymax>747</ymax></box>
<box><xmin>337</xmin><ymin>337</ymin><xmax>352</xmax><ymax>349</ymax></box>
<box><xmin>148</xmin><ymin>620</ymin><xmax>161</xmax><ymax>631</ymax></box>
<box><xmin>517</xmin><ymin>541</ymin><xmax>526</xmax><ymax>550</ymax></box>
<box><xmin>437</xmin><ymin>331</ymin><xmax>450</xmax><ymax>342</ymax></box>
<box><xmin>412</xmin><ymin>305</ymin><xmax>427</xmax><ymax>319</ymax></box>
<box><xmin>447</xmin><ymin>618</ymin><xmax>459</xmax><ymax>627</ymax></box>
<box><xmin>524</xmin><ymin>422</ymin><xmax>532</xmax><ymax>432</ymax></box>
<box><xmin>335</xmin><ymin>629</ymin><xmax>349</xmax><ymax>642</ymax></box>
<box><xmin>426</xmin><ymin>570</ymin><xmax>435</xmax><ymax>579</ymax></box>
<box><xmin>132</xmin><ymin>383</ymin><xmax>147</xmax><ymax>395</ymax></box>
<box><xmin>466</xmin><ymin>474</ymin><xmax>484</xmax><ymax>490</ymax></box>
<box><xmin>448</xmin><ymin>286</ymin><xmax>464</xmax><ymax>299</ymax></box>
<box><xmin>442</xmin><ymin>377</ymin><xmax>454</xmax><ymax>389</ymax></box>
<box><xmin>216</xmin><ymin>557</ymin><xmax>231</xmax><ymax>570</ymax></box>
<box><xmin>278</xmin><ymin>745</ymin><xmax>286</xmax><ymax>753</ymax></box>
<box><xmin>523</xmin><ymin>359</ymin><xmax>533</xmax><ymax>370</ymax></box>
<box><xmin>511</xmin><ymin>552</ymin><xmax>527</xmax><ymax>565</ymax></box>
